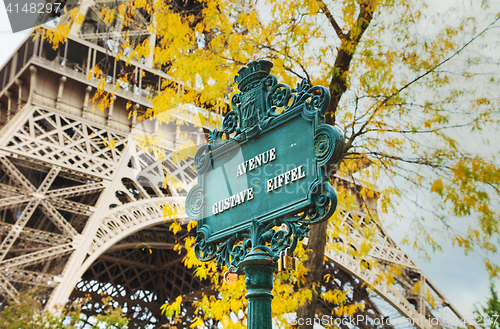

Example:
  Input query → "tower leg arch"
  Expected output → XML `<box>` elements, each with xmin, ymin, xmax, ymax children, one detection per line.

<box><xmin>79</xmin><ymin>197</ymin><xmax>188</xmax><ymax>279</ymax></box>
<box><xmin>45</xmin><ymin>196</ymin><xmax>188</xmax><ymax>313</ymax></box>
<box><xmin>320</xmin><ymin>215</ymin><xmax>465</xmax><ymax>329</ymax></box>
<box><xmin>70</xmin><ymin>221</ymin><xmax>202</xmax><ymax>329</ymax></box>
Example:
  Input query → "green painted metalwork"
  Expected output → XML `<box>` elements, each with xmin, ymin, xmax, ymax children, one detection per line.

<box><xmin>240</xmin><ymin>247</ymin><xmax>275</xmax><ymax>329</ymax></box>
<box><xmin>185</xmin><ymin>60</ymin><xmax>344</xmax><ymax>328</ymax></box>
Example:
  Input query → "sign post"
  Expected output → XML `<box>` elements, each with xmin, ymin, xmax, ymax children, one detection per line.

<box><xmin>185</xmin><ymin>60</ymin><xmax>344</xmax><ymax>328</ymax></box>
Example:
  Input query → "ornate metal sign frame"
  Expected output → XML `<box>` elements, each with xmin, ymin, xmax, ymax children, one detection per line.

<box><xmin>186</xmin><ymin>60</ymin><xmax>344</xmax><ymax>271</ymax></box>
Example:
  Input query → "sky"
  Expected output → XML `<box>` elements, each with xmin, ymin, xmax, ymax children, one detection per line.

<box><xmin>0</xmin><ymin>0</ymin><xmax>497</xmax><ymax>324</ymax></box>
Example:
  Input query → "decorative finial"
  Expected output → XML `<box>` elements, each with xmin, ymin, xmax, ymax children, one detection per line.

<box><xmin>234</xmin><ymin>60</ymin><xmax>273</xmax><ymax>92</ymax></box>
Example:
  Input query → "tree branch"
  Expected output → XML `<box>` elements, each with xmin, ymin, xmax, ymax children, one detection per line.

<box><xmin>345</xmin><ymin>151</ymin><xmax>451</xmax><ymax>169</ymax></box>
<box><xmin>344</xmin><ymin>15</ymin><xmax>500</xmax><ymax>156</ymax></box>
<box><xmin>381</xmin><ymin>16</ymin><xmax>500</xmax><ymax>108</ymax></box>
<box><xmin>316</xmin><ymin>0</ymin><xmax>345</xmax><ymax>40</ymax></box>
<box><xmin>326</xmin><ymin>0</ymin><xmax>375</xmax><ymax>125</ymax></box>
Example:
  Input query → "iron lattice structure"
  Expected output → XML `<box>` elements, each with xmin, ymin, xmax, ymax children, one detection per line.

<box><xmin>0</xmin><ymin>2</ymin><xmax>464</xmax><ymax>328</ymax></box>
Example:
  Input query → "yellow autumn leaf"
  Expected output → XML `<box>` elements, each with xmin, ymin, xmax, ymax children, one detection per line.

<box><xmin>190</xmin><ymin>317</ymin><xmax>205</xmax><ymax>328</ymax></box>
<box><xmin>430</xmin><ymin>179</ymin><xmax>444</xmax><ymax>195</ymax></box>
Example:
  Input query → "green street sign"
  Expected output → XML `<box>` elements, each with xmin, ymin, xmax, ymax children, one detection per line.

<box><xmin>185</xmin><ymin>60</ymin><xmax>344</xmax><ymax>269</ymax></box>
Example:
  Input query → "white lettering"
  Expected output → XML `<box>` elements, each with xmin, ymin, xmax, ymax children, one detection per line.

<box><xmin>269</xmin><ymin>148</ymin><xmax>276</xmax><ymax>161</ymax></box>
<box><xmin>239</xmin><ymin>190</ymin><xmax>247</xmax><ymax>202</ymax></box>
<box><xmin>266</xmin><ymin>165</ymin><xmax>307</xmax><ymax>193</ymax></box>
<box><xmin>284</xmin><ymin>171</ymin><xmax>291</xmax><ymax>185</ymax></box>
<box><xmin>235</xmin><ymin>147</ymin><xmax>277</xmax><ymax>177</ymax></box>
<box><xmin>248</xmin><ymin>158</ymin><xmax>255</xmax><ymax>171</ymax></box>
<box><xmin>278</xmin><ymin>174</ymin><xmax>284</xmax><ymax>187</ymax></box>
<box><xmin>254</xmin><ymin>154</ymin><xmax>262</xmax><ymax>167</ymax></box>
<box><xmin>266</xmin><ymin>179</ymin><xmax>273</xmax><ymax>193</ymax></box>
<box><xmin>247</xmin><ymin>188</ymin><xmax>254</xmax><ymax>200</ymax></box>
<box><xmin>236</xmin><ymin>164</ymin><xmax>244</xmax><ymax>178</ymax></box>
<box><xmin>212</xmin><ymin>188</ymin><xmax>254</xmax><ymax>215</ymax></box>
<box><xmin>298</xmin><ymin>165</ymin><xmax>306</xmax><ymax>179</ymax></box>
<box><xmin>262</xmin><ymin>150</ymin><xmax>269</xmax><ymax>164</ymax></box>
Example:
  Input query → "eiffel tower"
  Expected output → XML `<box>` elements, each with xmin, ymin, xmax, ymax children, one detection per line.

<box><xmin>0</xmin><ymin>1</ymin><xmax>465</xmax><ymax>328</ymax></box>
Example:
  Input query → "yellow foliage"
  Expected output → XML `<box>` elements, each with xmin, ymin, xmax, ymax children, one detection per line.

<box><xmin>162</xmin><ymin>204</ymin><xmax>181</xmax><ymax>221</ymax></box>
<box><xmin>190</xmin><ymin>316</ymin><xmax>205</xmax><ymax>328</ymax></box>
<box><xmin>169</xmin><ymin>222</ymin><xmax>182</xmax><ymax>235</ymax></box>
<box><xmin>160</xmin><ymin>296</ymin><xmax>182</xmax><ymax>319</ymax></box>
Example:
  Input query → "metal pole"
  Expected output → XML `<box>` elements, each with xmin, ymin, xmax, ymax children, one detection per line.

<box><xmin>239</xmin><ymin>249</ymin><xmax>275</xmax><ymax>329</ymax></box>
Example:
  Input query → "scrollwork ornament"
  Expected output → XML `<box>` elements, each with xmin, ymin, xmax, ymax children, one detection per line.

<box><xmin>268</xmin><ymin>216</ymin><xmax>310</xmax><ymax>255</ymax></box>
<box><xmin>270</xmin><ymin>229</ymin><xmax>287</xmax><ymax>251</ymax></box>
<box><xmin>231</xmin><ymin>93</ymin><xmax>241</xmax><ymax>113</ymax></box>
<box><xmin>222</xmin><ymin>110</ymin><xmax>239</xmax><ymax>136</ymax></box>
<box><xmin>185</xmin><ymin>185</ymin><xmax>204</xmax><ymax>219</ymax></box>
<box><xmin>198</xmin><ymin>215</ymin><xmax>312</xmax><ymax>270</ymax></box>
<box><xmin>194</xmin><ymin>145</ymin><xmax>211</xmax><ymax>174</ymax></box>
<box><xmin>263</xmin><ymin>74</ymin><xmax>277</xmax><ymax>90</ymax></box>
<box><xmin>267</xmin><ymin>83</ymin><xmax>293</xmax><ymax>116</ymax></box>
<box><xmin>295</xmin><ymin>78</ymin><xmax>311</xmax><ymax>95</ymax></box>
<box><xmin>330</xmin><ymin>126</ymin><xmax>345</xmax><ymax>164</ymax></box>
<box><xmin>306</xmin><ymin>181</ymin><xmax>337</xmax><ymax>225</ymax></box>
<box><xmin>195</xmin><ymin>227</ymin><xmax>217</xmax><ymax>262</ymax></box>
<box><xmin>208</xmin><ymin>129</ymin><xmax>224</xmax><ymax>145</ymax></box>
<box><xmin>314</xmin><ymin>125</ymin><xmax>345</xmax><ymax>166</ymax></box>
<box><xmin>215</xmin><ymin>234</ymin><xmax>250</xmax><ymax>269</ymax></box>
<box><xmin>301</xmin><ymin>86</ymin><xmax>331</xmax><ymax>118</ymax></box>
<box><xmin>314</xmin><ymin>133</ymin><xmax>330</xmax><ymax>159</ymax></box>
